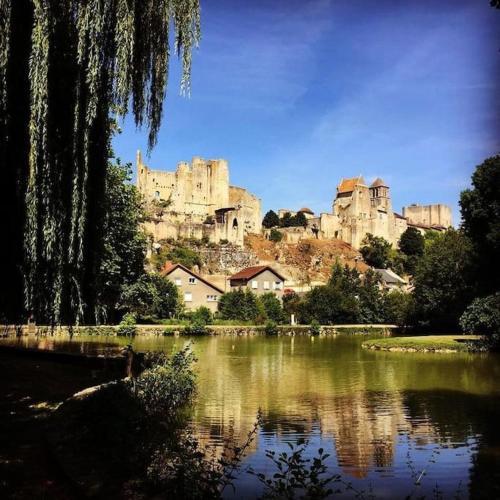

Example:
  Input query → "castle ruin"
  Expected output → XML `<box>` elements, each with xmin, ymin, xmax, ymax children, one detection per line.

<box><xmin>136</xmin><ymin>152</ymin><xmax>261</xmax><ymax>246</ymax></box>
<box><xmin>277</xmin><ymin>176</ymin><xmax>451</xmax><ymax>249</ymax></box>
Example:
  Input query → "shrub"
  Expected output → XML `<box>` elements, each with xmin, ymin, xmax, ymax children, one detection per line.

<box><xmin>264</xmin><ymin>320</ymin><xmax>278</xmax><ymax>336</ymax></box>
<box><xmin>460</xmin><ymin>293</ymin><xmax>500</xmax><ymax>339</ymax></box>
<box><xmin>309</xmin><ymin>319</ymin><xmax>321</xmax><ymax>336</ymax></box>
<box><xmin>269</xmin><ymin>228</ymin><xmax>283</xmax><ymax>242</ymax></box>
<box><xmin>183</xmin><ymin>319</ymin><xmax>210</xmax><ymax>336</ymax></box>
<box><xmin>131</xmin><ymin>346</ymin><xmax>197</xmax><ymax>417</ymax></box>
<box><xmin>192</xmin><ymin>306</ymin><xmax>213</xmax><ymax>325</ymax></box>
<box><xmin>118</xmin><ymin>312</ymin><xmax>137</xmax><ymax>337</ymax></box>
<box><xmin>259</xmin><ymin>292</ymin><xmax>285</xmax><ymax>323</ymax></box>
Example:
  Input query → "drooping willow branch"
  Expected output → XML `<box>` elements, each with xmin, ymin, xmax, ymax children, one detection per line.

<box><xmin>0</xmin><ymin>0</ymin><xmax>200</xmax><ymax>324</ymax></box>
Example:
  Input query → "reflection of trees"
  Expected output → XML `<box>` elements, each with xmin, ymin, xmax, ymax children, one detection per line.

<box><xmin>141</xmin><ymin>335</ymin><xmax>500</xmax><ymax>487</ymax></box>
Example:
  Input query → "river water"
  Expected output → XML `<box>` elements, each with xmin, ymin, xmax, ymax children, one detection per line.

<box><xmin>5</xmin><ymin>334</ymin><xmax>500</xmax><ymax>498</ymax></box>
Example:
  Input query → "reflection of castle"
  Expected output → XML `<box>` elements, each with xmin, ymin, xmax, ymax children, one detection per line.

<box><xmin>137</xmin><ymin>152</ymin><xmax>261</xmax><ymax>246</ymax></box>
<box><xmin>277</xmin><ymin>176</ymin><xmax>451</xmax><ymax>249</ymax></box>
<box><xmin>187</xmin><ymin>337</ymin><xmax>446</xmax><ymax>479</ymax></box>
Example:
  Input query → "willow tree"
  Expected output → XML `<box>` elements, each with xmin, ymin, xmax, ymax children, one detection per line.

<box><xmin>0</xmin><ymin>0</ymin><xmax>200</xmax><ymax>324</ymax></box>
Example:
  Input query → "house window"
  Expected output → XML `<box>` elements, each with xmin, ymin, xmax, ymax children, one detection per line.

<box><xmin>154</xmin><ymin>191</ymin><xmax>160</xmax><ymax>198</ymax></box>
<box><xmin>184</xmin><ymin>292</ymin><xmax>192</xmax><ymax>302</ymax></box>
<box><xmin>273</xmin><ymin>281</ymin><xmax>282</xmax><ymax>290</ymax></box>
<box><xmin>188</xmin><ymin>277</ymin><xmax>197</xmax><ymax>284</ymax></box>
<box><xmin>263</xmin><ymin>281</ymin><xmax>270</xmax><ymax>290</ymax></box>
<box><xmin>175</xmin><ymin>278</ymin><xmax>182</xmax><ymax>286</ymax></box>
<box><xmin>207</xmin><ymin>295</ymin><xmax>218</xmax><ymax>302</ymax></box>
<box><xmin>251</xmin><ymin>280</ymin><xmax>258</xmax><ymax>289</ymax></box>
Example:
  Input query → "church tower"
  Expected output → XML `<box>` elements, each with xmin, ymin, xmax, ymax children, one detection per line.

<box><xmin>369</xmin><ymin>178</ymin><xmax>391</xmax><ymax>212</ymax></box>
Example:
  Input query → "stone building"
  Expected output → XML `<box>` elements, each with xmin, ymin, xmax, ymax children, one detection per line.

<box><xmin>402</xmin><ymin>203</ymin><xmax>452</xmax><ymax>228</ymax></box>
<box><xmin>137</xmin><ymin>152</ymin><xmax>261</xmax><ymax>246</ymax></box>
<box><xmin>276</xmin><ymin>176</ymin><xmax>450</xmax><ymax>249</ymax></box>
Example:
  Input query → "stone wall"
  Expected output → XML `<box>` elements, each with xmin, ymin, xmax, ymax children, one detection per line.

<box><xmin>402</xmin><ymin>204</ymin><xmax>452</xmax><ymax>228</ymax></box>
<box><xmin>137</xmin><ymin>152</ymin><xmax>261</xmax><ymax>246</ymax></box>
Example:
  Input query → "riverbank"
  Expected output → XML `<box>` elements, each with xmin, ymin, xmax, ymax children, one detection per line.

<box><xmin>362</xmin><ymin>335</ymin><xmax>481</xmax><ymax>353</ymax></box>
<box><xmin>1</xmin><ymin>323</ymin><xmax>398</xmax><ymax>338</ymax></box>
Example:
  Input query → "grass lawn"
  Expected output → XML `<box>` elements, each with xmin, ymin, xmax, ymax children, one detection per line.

<box><xmin>362</xmin><ymin>335</ymin><xmax>481</xmax><ymax>353</ymax></box>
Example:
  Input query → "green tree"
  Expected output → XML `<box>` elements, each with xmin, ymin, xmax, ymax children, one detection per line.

<box><xmin>120</xmin><ymin>273</ymin><xmax>179</xmax><ymax>320</ymax></box>
<box><xmin>283</xmin><ymin>291</ymin><xmax>302</xmax><ymax>319</ymax></box>
<box><xmin>358</xmin><ymin>269</ymin><xmax>385</xmax><ymax>323</ymax></box>
<box><xmin>96</xmin><ymin>160</ymin><xmax>147</xmax><ymax>322</ymax></box>
<box><xmin>413</xmin><ymin>229</ymin><xmax>475</xmax><ymax>332</ymax></box>
<box><xmin>259</xmin><ymin>293</ymin><xmax>286</xmax><ymax>324</ymax></box>
<box><xmin>218</xmin><ymin>289</ymin><xmax>260</xmax><ymax>322</ymax></box>
<box><xmin>0</xmin><ymin>0</ymin><xmax>201</xmax><ymax>324</ymax></box>
<box><xmin>301</xmin><ymin>263</ymin><xmax>361</xmax><ymax>324</ymax></box>
<box><xmin>397</xmin><ymin>227</ymin><xmax>424</xmax><ymax>276</ymax></box>
<box><xmin>294</xmin><ymin>211</ymin><xmax>308</xmax><ymax>228</ymax></box>
<box><xmin>460</xmin><ymin>155</ymin><xmax>500</xmax><ymax>294</ymax></box>
<box><xmin>399</xmin><ymin>227</ymin><xmax>424</xmax><ymax>257</ymax></box>
<box><xmin>382</xmin><ymin>290</ymin><xmax>414</xmax><ymax>327</ymax></box>
<box><xmin>360</xmin><ymin>234</ymin><xmax>392</xmax><ymax>269</ymax></box>
<box><xmin>460</xmin><ymin>293</ymin><xmax>500</xmax><ymax>339</ymax></box>
<box><xmin>262</xmin><ymin>210</ymin><xmax>280</xmax><ymax>229</ymax></box>
<box><xmin>280</xmin><ymin>212</ymin><xmax>294</xmax><ymax>228</ymax></box>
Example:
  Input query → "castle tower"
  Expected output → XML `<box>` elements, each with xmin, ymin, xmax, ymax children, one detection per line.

<box><xmin>369</xmin><ymin>178</ymin><xmax>391</xmax><ymax>212</ymax></box>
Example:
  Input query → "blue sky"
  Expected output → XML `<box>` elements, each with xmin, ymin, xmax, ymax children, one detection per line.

<box><xmin>113</xmin><ymin>0</ymin><xmax>500</xmax><ymax>224</ymax></box>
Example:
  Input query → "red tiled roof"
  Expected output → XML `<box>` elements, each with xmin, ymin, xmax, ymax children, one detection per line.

<box><xmin>337</xmin><ymin>176</ymin><xmax>366</xmax><ymax>194</ymax></box>
<box><xmin>229</xmin><ymin>265</ymin><xmax>285</xmax><ymax>282</ymax></box>
<box><xmin>161</xmin><ymin>261</ymin><xmax>224</xmax><ymax>293</ymax></box>
<box><xmin>394</xmin><ymin>212</ymin><xmax>406</xmax><ymax>219</ymax></box>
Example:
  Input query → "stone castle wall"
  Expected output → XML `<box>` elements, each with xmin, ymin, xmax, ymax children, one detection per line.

<box><xmin>137</xmin><ymin>152</ymin><xmax>261</xmax><ymax>246</ymax></box>
<box><xmin>402</xmin><ymin>204</ymin><xmax>452</xmax><ymax>228</ymax></box>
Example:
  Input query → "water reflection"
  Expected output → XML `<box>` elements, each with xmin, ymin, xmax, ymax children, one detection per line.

<box><xmin>2</xmin><ymin>334</ymin><xmax>500</xmax><ymax>497</ymax></box>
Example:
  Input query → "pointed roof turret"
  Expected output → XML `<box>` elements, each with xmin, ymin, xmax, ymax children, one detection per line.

<box><xmin>370</xmin><ymin>177</ymin><xmax>388</xmax><ymax>188</ymax></box>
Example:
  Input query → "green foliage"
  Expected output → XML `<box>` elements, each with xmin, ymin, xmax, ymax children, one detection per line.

<box><xmin>117</xmin><ymin>312</ymin><xmax>137</xmax><ymax>337</ymax></box>
<box><xmin>399</xmin><ymin>227</ymin><xmax>424</xmax><ymax>257</ymax></box>
<box><xmin>218</xmin><ymin>289</ymin><xmax>261</xmax><ymax>323</ymax></box>
<box><xmin>264</xmin><ymin>320</ymin><xmax>279</xmax><ymax>336</ymax></box>
<box><xmin>131</xmin><ymin>346</ymin><xmax>197</xmax><ymax>417</ymax></box>
<box><xmin>283</xmin><ymin>291</ymin><xmax>302</xmax><ymax>319</ymax></box>
<box><xmin>460</xmin><ymin>293</ymin><xmax>500</xmax><ymax>338</ymax></box>
<box><xmin>309</xmin><ymin>320</ymin><xmax>321</xmax><ymax>336</ymax></box>
<box><xmin>0</xmin><ymin>0</ymin><xmax>201</xmax><ymax>324</ymax></box>
<box><xmin>413</xmin><ymin>229</ymin><xmax>475</xmax><ymax>332</ymax></box>
<box><xmin>280</xmin><ymin>211</ymin><xmax>308</xmax><ymax>228</ymax></box>
<box><xmin>151</xmin><ymin>244</ymin><xmax>202</xmax><ymax>271</ymax></box>
<box><xmin>460</xmin><ymin>155</ymin><xmax>500</xmax><ymax>294</ymax></box>
<box><xmin>262</xmin><ymin>210</ymin><xmax>280</xmax><ymax>229</ymax></box>
<box><xmin>269</xmin><ymin>228</ymin><xmax>283</xmax><ymax>242</ymax></box>
<box><xmin>97</xmin><ymin>161</ymin><xmax>147</xmax><ymax>322</ymax></box>
<box><xmin>382</xmin><ymin>290</ymin><xmax>414</xmax><ymax>327</ymax></box>
<box><xmin>120</xmin><ymin>273</ymin><xmax>179</xmax><ymax>319</ymax></box>
<box><xmin>249</xmin><ymin>441</ymin><xmax>336</xmax><ymax>499</ymax></box>
<box><xmin>192</xmin><ymin>306</ymin><xmax>213</xmax><ymax>325</ymax></box>
<box><xmin>294</xmin><ymin>211</ymin><xmax>308</xmax><ymax>227</ymax></box>
<box><xmin>357</xmin><ymin>269</ymin><xmax>385</xmax><ymax>323</ymax></box>
<box><xmin>183</xmin><ymin>319</ymin><xmax>209</xmax><ymax>336</ymax></box>
<box><xmin>360</xmin><ymin>233</ymin><xmax>392</xmax><ymax>268</ymax></box>
<box><xmin>259</xmin><ymin>292</ymin><xmax>286</xmax><ymax>323</ymax></box>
